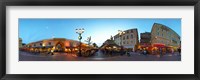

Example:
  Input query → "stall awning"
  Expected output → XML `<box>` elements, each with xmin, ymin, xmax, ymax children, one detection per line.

<box><xmin>152</xmin><ymin>43</ymin><xmax>165</xmax><ymax>48</ymax></box>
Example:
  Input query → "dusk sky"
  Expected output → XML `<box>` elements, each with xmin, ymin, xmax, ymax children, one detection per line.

<box><xmin>19</xmin><ymin>18</ymin><xmax>181</xmax><ymax>46</ymax></box>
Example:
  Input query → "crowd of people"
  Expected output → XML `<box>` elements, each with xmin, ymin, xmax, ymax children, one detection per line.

<box><xmin>100</xmin><ymin>47</ymin><xmax>181</xmax><ymax>57</ymax></box>
<box><xmin>137</xmin><ymin>47</ymin><xmax>181</xmax><ymax>56</ymax></box>
<box><xmin>101</xmin><ymin>47</ymin><xmax>131</xmax><ymax>57</ymax></box>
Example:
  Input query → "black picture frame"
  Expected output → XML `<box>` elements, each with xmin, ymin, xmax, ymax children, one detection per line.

<box><xmin>0</xmin><ymin>0</ymin><xmax>200</xmax><ymax>80</ymax></box>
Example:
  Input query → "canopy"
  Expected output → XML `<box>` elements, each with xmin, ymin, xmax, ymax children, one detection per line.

<box><xmin>152</xmin><ymin>43</ymin><xmax>165</xmax><ymax>48</ymax></box>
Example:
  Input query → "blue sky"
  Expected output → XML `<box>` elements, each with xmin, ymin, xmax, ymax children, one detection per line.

<box><xmin>19</xmin><ymin>18</ymin><xmax>181</xmax><ymax>46</ymax></box>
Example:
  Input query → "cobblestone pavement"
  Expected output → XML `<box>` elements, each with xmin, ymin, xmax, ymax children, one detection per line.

<box><xmin>19</xmin><ymin>51</ymin><xmax>181</xmax><ymax>61</ymax></box>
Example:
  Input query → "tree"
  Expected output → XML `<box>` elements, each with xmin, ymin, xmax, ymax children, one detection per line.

<box><xmin>85</xmin><ymin>36</ymin><xmax>92</xmax><ymax>45</ymax></box>
<box><xmin>22</xmin><ymin>43</ymin><xmax>26</xmax><ymax>46</ymax></box>
<box><xmin>92</xmin><ymin>43</ymin><xmax>98</xmax><ymax>48</ymax></box>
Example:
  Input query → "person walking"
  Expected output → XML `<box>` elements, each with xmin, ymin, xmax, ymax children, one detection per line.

<box><xmin>126</xmin><ymin>50</ymin><xmax>130</xmax><ymax>57</ymax></box>
<box><xmin>143</xmin><ymin>48</ymin><xmax>148</xmax><ymax>57</ymax></box>
<box><xmin>159</xmin><ymin>48</ymin><xmax>163</xmax><ymax>57</ymax></box>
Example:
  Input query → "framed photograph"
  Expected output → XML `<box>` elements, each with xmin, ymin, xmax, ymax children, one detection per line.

<box><xmin>0</xmin><ymin>0</ymin><xmax>200</xmax><ymax>80</ymax></box>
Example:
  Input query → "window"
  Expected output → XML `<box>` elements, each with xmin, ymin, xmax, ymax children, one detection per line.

<box><xmin>127</xmin><ymin>41</ymin><xmax>129</xmax><ymax>44</ymax></box>
<box><xmin>123</xmin><ymin>41</ymin><xmax>125</xmax><ymax>44</ymax></box>
<box><xmin>40</xmin><ymin>43</ymin><xmax>42</xmax><ymax>46</ymax></box>
<box><xmin>49</xmin><ymin>42</ymin><xmax>51</xmax><ymax>45</ymax></box>
<box><xmin>131</xmin><ymin>34</ymin><xmax>133</xmax><ymax>39</ymax></box>
<box><xmin>127</xmin><ymin>30</ymin><xmax>129</xmax><ymax>33</ymax></box>
<box><xmin>127</xmin><ymin>35</ymin><xmax>129</xmax><ymax>39</ymax></box>
<box><xmin>123</xmin><ymin>36</ymin><xmax>125</xmax><ymax>40</ymax></box>
<box><xmin>131</xmin><ymin>30</ymin><xmax>133</xmax><ymax>33</ymax></box>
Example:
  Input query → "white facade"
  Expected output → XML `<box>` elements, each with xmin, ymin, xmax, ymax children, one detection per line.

<box><xmin>114</xmin><ymin>28</ymin><xmax>139</xmax><ymax>50</ymax></box>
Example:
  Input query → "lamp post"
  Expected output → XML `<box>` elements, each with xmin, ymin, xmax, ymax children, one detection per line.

<box><xmin>118</xmin><ymin>30</ymin><xmax>125</xmax><ymax>46</ymax></box>
<box><xmin>76</xmin><ymin>28</ymin><xmax>84</xmax><ymax>57</ymax></box>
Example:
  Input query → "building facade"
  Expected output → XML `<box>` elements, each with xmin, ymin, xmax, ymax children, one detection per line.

<box><xmin>114</xmin><ymin>28</ymin><xmax>139</xmax><ymax>51</ymax></box>
<box><xmin>21</xmin><ymin>38</ymin><xmax>92</xmax><ymax>53</ymax></box>
<box><xmin>140</xmin><ymin>32</ymin><xmax>151</xmax><ymax>46</ymax></box>
<box><xmin>151</xmin><ymin>23</ymin><xmax>181</xmax><ymax>48</ymax></box>
<box><xmin>100</xmin><ymin>37</ymin><xmax>121</xmax><ymax>51</ymax></box>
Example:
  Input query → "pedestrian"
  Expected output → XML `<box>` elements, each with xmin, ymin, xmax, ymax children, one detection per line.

<box><xmin>143</xmin><ymin>49</ymin><xmax>148</xmax><ymax>57</ymax></box>
<box><xmin>126</xmin><ymin>50</ymin><xmax>130</xmax><ymax>57</ymax></box>
<box><xmin>159</xmin><ymin>48</ymin><xmax>162</xmax><ymax>57</ymax></box>
<box><xmin>171</xmin><ymin>48</ymin><xmax>174</xmax><ymax>54</ymax></box>
<box><xmin>178</xmin><ymin>48</ymin><xmax>181</xmax><ymax>56</ymax></box>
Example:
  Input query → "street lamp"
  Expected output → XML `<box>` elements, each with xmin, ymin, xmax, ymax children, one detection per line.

<box><xmin>76</xmin><ymin>28</ymin><xmax>85</xmax><ymax>57</ymax></box>
<box><xmin>118</xmin><ymin>30</ymin><xmax>125</xmax><ymax>46</ymax></box>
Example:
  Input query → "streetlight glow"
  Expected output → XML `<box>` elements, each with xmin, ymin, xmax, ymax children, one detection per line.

<box><xmin>76</xmin><ymin>28</ymin><xmax>84</xmax><ymax>34</ymax></box>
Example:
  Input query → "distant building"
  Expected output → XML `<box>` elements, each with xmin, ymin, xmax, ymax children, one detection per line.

<box><xmin>19</xmin><ymin>38</ymin><xmax>23</xmax><ymax>48</ymax></box>
<box><xmin>140</xmin><ymin>32</ymin><xmax>151</xmax><ymax>46</ymax></box>
<box><xmin>114</xmin><ymin>28</ymin><xmax>139</xmax><ymax>50</ymax></box>
<box><xmin>151</xmin><ymin>23</ymin><xmax>181</xmax><ymax>48</ymax></box>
